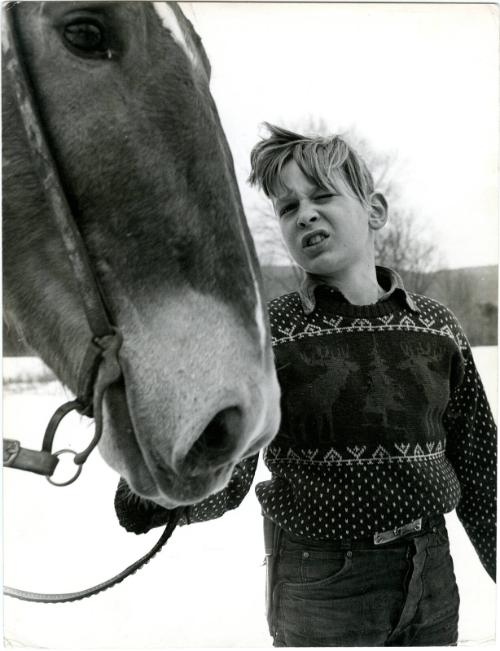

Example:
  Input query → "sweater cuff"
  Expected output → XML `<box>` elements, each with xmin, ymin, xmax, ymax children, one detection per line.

<box><xmin>114</xmin><ymin>477</ymin><xmax>176</xmax><ymax>534</ymax></box>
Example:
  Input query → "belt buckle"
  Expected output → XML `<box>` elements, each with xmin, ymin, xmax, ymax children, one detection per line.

<box><xmin>373</xmin><ymin>518</ymin><xmax>422</xmax><ymax>545</ymax></box>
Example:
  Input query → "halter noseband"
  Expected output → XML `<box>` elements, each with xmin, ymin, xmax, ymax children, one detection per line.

<box><xmin>2</xmin><ymin>5</ymin><xmax>123</xmax><ymax>485</ymax></box>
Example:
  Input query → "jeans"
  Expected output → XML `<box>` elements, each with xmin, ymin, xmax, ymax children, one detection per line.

<box><xmin>264</xmin><ymin>516</ymin><xmax>459</xmax><ymax>646</ymax></box>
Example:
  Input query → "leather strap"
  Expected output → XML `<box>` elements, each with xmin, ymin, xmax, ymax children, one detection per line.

<box><xmin>2</xmin><ymin>8</ymin><xmax>115</xmax><ymax>340</ymax></box>
<box><xmin>2</xmin><ymin>4</ymin><xmax>183</xmax><ymax>606</ymax></box>
<box><xmin>2</xmin><ymin>5</ymin><xmax>123</xmax><ymax>479</ymax></box>
<box><xmin>4</xmin><ymin>509</ymin><xmax>185</xmax><ymax>603</ymax></box>
<box><xmin>3</xmin><ymin>439</ymin><xmax>59</xmax><ymax>476</ymax></box>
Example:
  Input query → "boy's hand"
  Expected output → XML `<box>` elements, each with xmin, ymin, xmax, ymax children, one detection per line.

<box><xmin>114</xmin><ymin>477</ymin><xmax>178</xmax><ymax>534</ymax></box>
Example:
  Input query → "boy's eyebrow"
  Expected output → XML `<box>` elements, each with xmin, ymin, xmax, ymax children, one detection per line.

<box><xmin>272</xmin><ymin>177</ymin><xmax>318</xmax><ymax>200</ymax></box>
<box><xmin>273</xmin><ymin>194</ymin><xmax>300</xmax><ymax>210</ymax></box>
<box><xmin>271</xmin><ymin>179</ymin><xmax>294</xmax><ymax>199</ymax></box>
<box><xmin>273</xmin><ymin>184</ymin><xmax>328</xmax><ymax>204</ymax></box>
<box><xmin>273</xmin><ymin>189</ymin><xmax>296</xmax><ymax>203</ymax></box>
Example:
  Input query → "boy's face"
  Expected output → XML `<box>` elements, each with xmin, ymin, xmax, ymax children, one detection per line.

<box><xmin>271</xmin><ymin>160</ymin><xmax>384</xmax><ymax>280</ymax></box>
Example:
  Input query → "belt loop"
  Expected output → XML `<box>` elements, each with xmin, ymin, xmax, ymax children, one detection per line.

<box><xmin>274</xmin><ymin>523</ymin><xmax>283</xmax><ymax>557</ymax></box>
<box><xmin>340</xmin><ymin>539</ymin><xmax>352</xmax><ymax>550</ymax></box>
<box><xmin>263</xmin><ymin>516</ymin><xmax>275</xmax><ymax>556</ymax></box>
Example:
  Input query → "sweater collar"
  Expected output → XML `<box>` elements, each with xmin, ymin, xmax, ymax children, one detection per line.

<box><xmin>298</xmin><ymin>266</ymin><xmax>420</xmax><ymax>315</ymax></box>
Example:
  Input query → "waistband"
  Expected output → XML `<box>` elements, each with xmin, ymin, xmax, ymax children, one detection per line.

<box><xmin>273</xmin><ymin>514</ymin><xmax>446</xmax><ymax>552</ymax></box>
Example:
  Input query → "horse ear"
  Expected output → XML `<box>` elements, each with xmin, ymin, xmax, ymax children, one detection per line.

<box><xmin>369</xmin><ymin>192</ymin><xmax>388</xmax><ymax>231</ymax></box>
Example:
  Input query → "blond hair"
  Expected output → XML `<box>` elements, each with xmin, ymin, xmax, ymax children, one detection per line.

<box><xmin>249</xmin><ymin>123</ymin><xmax>374</xmax><ymax>207</ymax></box>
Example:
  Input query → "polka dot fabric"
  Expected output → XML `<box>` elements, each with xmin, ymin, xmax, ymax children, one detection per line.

<box><xmin>254</xmin><ymin>286</ymin><xmax>496</xmax><ymax>580</ymax></box>
<box><xmin>444</xmin><ymin>346</ymin><xmax>497</xmax><ymax>579</ymax></box>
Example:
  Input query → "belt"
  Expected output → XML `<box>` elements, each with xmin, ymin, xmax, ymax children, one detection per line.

<box><xmin>373</xmin><ymin>514</ymin><xmax>445</xmax><ymax>546</ymax></box>
<box><xmin>278</xmin><ymin>515</ymin><xmax>445</xmax><ymax>551</ymax></box>
<box><xmin>374</xmin><ymin>517</ymin><xmax>424</xmax><ymax>545</ymax></box>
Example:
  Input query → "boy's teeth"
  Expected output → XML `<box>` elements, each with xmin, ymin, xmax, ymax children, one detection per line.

<box><xmin>308</xmin><ymin>234</ymin><xmax>325</xmax><ymax>246</ymax></box>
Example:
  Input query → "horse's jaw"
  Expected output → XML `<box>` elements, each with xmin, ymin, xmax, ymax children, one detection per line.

<box><xmin>97</xmin><ymin>288</ymin><xmax>280</xmax><ymax>507</ymax></box>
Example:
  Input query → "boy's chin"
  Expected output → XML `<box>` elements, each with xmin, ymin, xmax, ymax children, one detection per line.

<box><xmin>299</xmin><ymin>257</ymin><xmax>340</xmax><ymax>278</ymax></box>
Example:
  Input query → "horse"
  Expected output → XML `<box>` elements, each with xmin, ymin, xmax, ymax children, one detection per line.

<box><xmin>2</xmin><ymin>1</ymin><xmax>281</xmax><ymax>510</ymax></box>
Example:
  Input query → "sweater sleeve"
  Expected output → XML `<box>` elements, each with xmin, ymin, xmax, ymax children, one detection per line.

<box><xmin>114</xmin><ymin>454</ymin><xmax>259</xmax><ymax>534</ymax></box>
<box><xmin>443</xmin><ymin>342</ymin><xmax>497</xmax><ymax>581</ymax></box>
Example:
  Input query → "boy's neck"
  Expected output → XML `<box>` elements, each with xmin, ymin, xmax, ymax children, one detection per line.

<box><xmin>314</xmin><ymin>265</ymin><xmax>383</xmax><ymax>306</ymax></box>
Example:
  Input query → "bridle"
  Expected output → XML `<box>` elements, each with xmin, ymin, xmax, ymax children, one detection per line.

<box><xmin>2</xmin><ymin>0</ymin><xmax>122</xmax><ymax>485</ymax></box>
<box><xmin>2</xmin><ymin>4</ymin><xmax>183</xmax><ymax>603</ymax></box>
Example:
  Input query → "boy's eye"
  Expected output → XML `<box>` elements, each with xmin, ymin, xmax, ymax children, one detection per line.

<box><xmin>314</xmin><ymin>193</ymin><xmax>335</xmax><ymax>201</ymax></box>
<box><xmin>279</xmin><ymin>204</ymin><xmax>296</xmax><ymax>217</ymax></box>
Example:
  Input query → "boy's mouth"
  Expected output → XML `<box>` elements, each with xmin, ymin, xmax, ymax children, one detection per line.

<box><xmin>302</xmin><ymin>230</ymin><xmax>330</xmax><ymax>249</ymax></box>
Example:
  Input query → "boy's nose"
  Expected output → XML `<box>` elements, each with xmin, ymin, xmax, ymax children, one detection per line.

<box><xmin>297</xmin><ymin>211</ymin><xmax>319</xmax><ymax>228</ymax></box>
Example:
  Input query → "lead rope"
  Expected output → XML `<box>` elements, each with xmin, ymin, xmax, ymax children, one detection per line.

<box><xmin>3</xmin><ymin>336</ymin><xmax>183</xmax><ymax>604</ymax></box>
<box><xmin>4</xmin><ymin>509</ymin><xmax>185</xmax><ymax>603</ymax></box>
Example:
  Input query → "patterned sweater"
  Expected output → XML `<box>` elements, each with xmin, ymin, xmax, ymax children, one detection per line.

<box><xmin>115</xmin><ymin>269</ymin><xmax>497</xmax><ymax>580</ymax></box>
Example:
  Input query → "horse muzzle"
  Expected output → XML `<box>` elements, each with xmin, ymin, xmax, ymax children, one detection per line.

<box><xmin>97</xmin><ymin>290</ymin><xmax>281</xmax><ymax>507</ymax></box>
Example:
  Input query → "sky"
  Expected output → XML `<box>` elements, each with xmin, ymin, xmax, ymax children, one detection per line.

<box><xmin>180</xmin><ymin>2</ymin><xmax>498</xmax><ymax>270</ymax></box>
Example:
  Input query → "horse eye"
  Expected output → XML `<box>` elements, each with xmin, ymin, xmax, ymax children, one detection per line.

<box><xmin>63</xmin><ymin>21</ymin><xmax>108</xmax><ymax>55</ymax></box>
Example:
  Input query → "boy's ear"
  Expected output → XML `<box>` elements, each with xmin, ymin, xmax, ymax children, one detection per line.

<box><xmin>368</xmin><ymin>192</ymin><xmax>388</xmax><ymax>231</ymax></box>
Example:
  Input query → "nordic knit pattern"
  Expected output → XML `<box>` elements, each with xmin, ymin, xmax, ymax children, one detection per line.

<box><xmin>258</xmin><ymin>288</ymin><xmax>496</xmax><ymax>580</ymax></box>
<box><xmin>114</xmin><ymin>284</ymin><xmax>496</xmax><ymax>580</ymax></box>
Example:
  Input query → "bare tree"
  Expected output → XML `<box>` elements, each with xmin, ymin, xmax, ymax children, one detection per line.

<box><xmin>373</xmin><ymin>209</ymin><xmax>442</xmax><ymax>294</ymax></box>
<box><xmin>344</xmin><ymin>128</ymin><xmax>442</xmax><ymax>293</ymax></box>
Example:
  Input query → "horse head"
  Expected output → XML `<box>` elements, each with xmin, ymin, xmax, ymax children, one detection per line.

<box><xmin>2</xmin><ymin>1</ymin><xmax>280</xmax><ymax>508</ymax></box>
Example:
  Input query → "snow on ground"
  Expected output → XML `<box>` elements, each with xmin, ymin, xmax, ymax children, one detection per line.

<box><xmin>2</xmin><ymin>348</ymin><xmax>497</xmax><ymax>648</ymax></box>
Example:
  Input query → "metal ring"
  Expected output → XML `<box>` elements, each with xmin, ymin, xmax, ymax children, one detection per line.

<box><xmin>46</xmin><ymin>449</ymin><xmax>83</xmax><ymax>487</ymax></box>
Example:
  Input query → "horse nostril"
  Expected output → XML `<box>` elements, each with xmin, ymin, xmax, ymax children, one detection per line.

<box><xmin>203</xmin><ymin>407</ymin><xmax>241</xmax><ymax>449</ymax></box>
<box><xmin>182</xmin><ymin>407</ymin><xmax>242</xmax><ymax>474</ymax></box>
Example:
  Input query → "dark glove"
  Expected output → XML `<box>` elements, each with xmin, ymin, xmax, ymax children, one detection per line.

<box><xmin>114</xmin><ymin>477</ymin><xmax>178</xmax><ymax>534</ymax></box>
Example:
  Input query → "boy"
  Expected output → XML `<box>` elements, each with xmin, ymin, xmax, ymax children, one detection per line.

<box><xmin>115</xmin><ymin>124</ymin><xmax>496</xmax><ymax>646</ymax></box>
